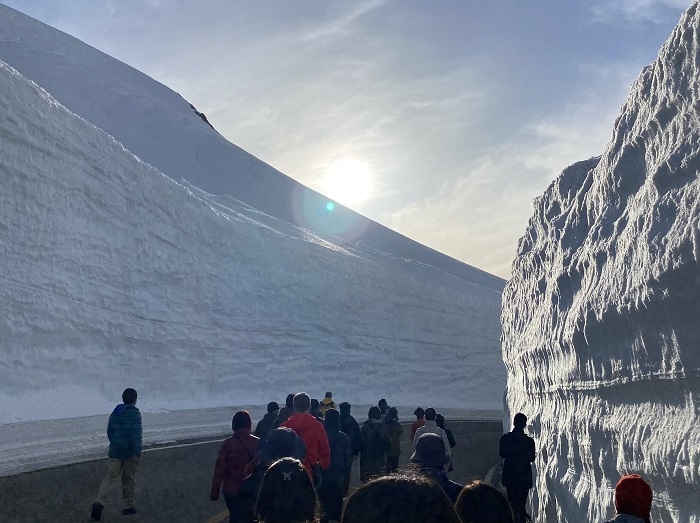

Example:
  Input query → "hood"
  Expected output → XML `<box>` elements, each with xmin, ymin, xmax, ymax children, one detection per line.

<box><xmin>111</xmin><ymin>403</ymin><xmax>134</xmax><ymax>416</ymax></box>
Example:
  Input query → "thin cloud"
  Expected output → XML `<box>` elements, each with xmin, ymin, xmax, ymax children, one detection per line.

<box><xmin>298</xmin><ymin>0</ymin><xmax>385</xmax><ymax>42</ymax></box>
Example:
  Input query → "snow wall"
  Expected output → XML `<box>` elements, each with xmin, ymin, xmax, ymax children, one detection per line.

<box><xmin>0</xmin><ymin>59</ymin><xmax>505</xmax><ymax>424</ymax></box>
<box><xmin>502</xmin><ymin>4</ymin><xmax>700</xmax><ymax>522</ymax></box>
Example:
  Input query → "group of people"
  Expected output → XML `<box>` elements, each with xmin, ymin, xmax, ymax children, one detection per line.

<box><xmin>89</xmin><ymin>388</ymin><xmax>656</xmax><ymax>523</ymax></box>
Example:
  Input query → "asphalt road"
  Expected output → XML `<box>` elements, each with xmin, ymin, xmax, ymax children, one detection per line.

<box><xmin>0</xmin><ymin>420</ymin><xmax>503</xmax><ymax>522</ymax></box>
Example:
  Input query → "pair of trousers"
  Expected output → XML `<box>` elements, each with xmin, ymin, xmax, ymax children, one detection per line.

<box><xmin>506</xmin><ymin>486</ymin><xmax>529</xmax><ymax>523</ymax></box>
<box><xmin>96</xmin><ymin>456</ymin><xmax>140</xmax><ymax>509</ymax></box>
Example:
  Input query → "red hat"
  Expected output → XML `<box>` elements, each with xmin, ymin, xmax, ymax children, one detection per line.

<box><xmin>615</xmin><ymin>474</ymin><xmax>652</xmax><ymax>519</ymax></box>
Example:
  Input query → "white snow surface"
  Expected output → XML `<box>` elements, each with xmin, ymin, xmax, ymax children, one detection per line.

<box><xmin>0</xmin><ymin>9</ymin><xmax>504</xmax><ymax>476</ymax></box>
<box><xmin>502</xmin><ymin>3</ymin><xmax>700</xmax><ymax>522</ymax></box>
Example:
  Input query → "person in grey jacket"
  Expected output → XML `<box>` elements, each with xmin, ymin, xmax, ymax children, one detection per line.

<box><xmin>91</xmin><ymin>388</ymin><xmax>143</xmax><ymax>521</ymax></box>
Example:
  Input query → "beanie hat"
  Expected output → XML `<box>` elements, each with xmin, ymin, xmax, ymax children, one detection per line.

<box><xmin>410</xmin><ymin>433</ymin><xmax>449</xmax><ymax>468</ymax></box>
<box><xmin>256</xmin><ymin>428</ymin><xmax>306</xmax><ymax>465</ymax></box>
<box><xmin>615</xmin><ymin>474</ymin><xmax>652</xmax><ymax>520</ymax></box>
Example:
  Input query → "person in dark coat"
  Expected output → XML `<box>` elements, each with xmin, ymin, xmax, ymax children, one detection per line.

<box><xmin>359</xmin><ymin>406</ymin><xmax>391</xmax><ymax>482</ymax></box>
<box><xmin>254</xmin><ymin>402</ymin><xmax>279</xmax><ymax>440</ymax></box>
<box><xmin>91</xmin><ymin>388</ymin><xmax>143</xmax><ymax>521</ymax></box>
<box><xmin>230</xmin><ymin>427</ymin><xmax>307</xmax><ymax>523</ymax></box>
<box><xmin>436</xmin><ymin>413</ymin><xmax>456</xmax><ymax>472</ymax></box>
<box><xmin>385</xmin><ymin>407</ymin><xmax>403</xmax><ymax>472</ymax></box>
<box><xmin>210</xmin><ymin>411</ymin><xmax>259</xmax><ymax>519</ymax></box>
<box><xmin>272</xmin><ymin>394</ymin><xmax>295</xmax><ymax>429</ymax></box>
<box><xmin>455</xmin><ymin>480</ymin><xmax>514</xmax><ymax>523</ymax></box>
<box><xmin>318</xmin><ymin>409</ymin><xmax>352</xmax><ymax>522</ymax></box>
<box><xmin>338</xmin><ymin>402</ymin><xmax>362</xmax><ymax>493</ymax></box>
<box><xmin>499</xmin><ymin>413</ymin><xmax>536</xmax><ymax>523</ymax></box>
<box><xmin>255</xmin><ymin>458</ymin><xmax>321</xmax><ymax>523</ymax></box>
<box><xmin>410</xmin><ymin>433</ymin><xmax>463</xmax><ymax>504</ymax></box>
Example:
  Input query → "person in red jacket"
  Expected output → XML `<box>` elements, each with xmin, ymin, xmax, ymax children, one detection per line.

<box><xmin>281</xmin><ymin>392</ymin><xmax>331</xmax><ymax>486</ymax></box>
<box><xmin>210</xmin><ymin>411</ymin><xmax>259</xmax><ymax>518</ymax></box>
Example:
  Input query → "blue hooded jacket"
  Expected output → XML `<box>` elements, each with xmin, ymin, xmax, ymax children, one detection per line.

<box><xmin>107</xmin><ymin>403</ymin><xmax>143</xmax><ymax>459</ymax></box>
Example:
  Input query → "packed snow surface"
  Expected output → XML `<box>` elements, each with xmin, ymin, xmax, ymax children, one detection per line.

<box><xmin>502</xmin><ymin>3</ymin><xmax>700</xmax><ymax>522</ymax></box>
<box><xmin>0</xmin><ymin>7</ymin><xmax>504</xmax><ymax>476</ymax></box>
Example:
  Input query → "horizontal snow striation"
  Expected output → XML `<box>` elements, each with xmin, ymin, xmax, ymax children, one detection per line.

<box><xmin>502</xmin><ymin>3</ymin><xmax>700</xmax><ymax>523</ymax></box>
<box><xmin>0</xmin><ymin>59</ymin><xmax>505</xmax><ymax>425</ymax></box>
<box><xmin>0</xmin><ymin>3</ymin><xmax>504</xmax><ymax>292</ymax></box>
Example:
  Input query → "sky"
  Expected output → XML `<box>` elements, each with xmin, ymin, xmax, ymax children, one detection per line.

<box><xmin>1</xmin><ymin>0</ymin><xmax>694</xmax><ymax>278</ymax></box>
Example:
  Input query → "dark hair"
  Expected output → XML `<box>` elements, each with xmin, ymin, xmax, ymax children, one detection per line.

<box><xmin>513</xmin><ymin>413</ymin><xmax>527</xmax><ymax>428</ymax></box>
<box><xmin>343</xmin><ymin>472</ymin><xmax>462</xmax><ymax>523</ymax></box>
<box><xmin>425</xmin><ymin>408</ymin><xmax>437</xmax><ymax>421</ymax></box>
<box><xmin>378</xmin><ymin>398</ymin><xmax>388</xmax><ymax>408</ymax></box>
<box><xmin>267</xmin><ymin>401</ymin><xmax>280</xmax><ymax>413</ymax></box>
<box><xmin>285</xmin><ymin>394</ymin><xmax>295</xmax><ymax>408</ymax></box>
<box><xmin>455</xmin><ymin>481</ymin><xmax>514</xmax><ymax>523</ymax></box>
<box><xmin>368</xmin><ymin>406</ymin><xmax>382</xmax><ymax>420</ymax></box>
<box><xmin>414</xmin><ymin>407</ymin><xmax>425</xmax><ymax>418</ymax></box>
<box><xmin>325</xmin><ymin>391</ymin><xmax>332</xmax><ymax>398</ymax></box>
<box><xmin>232</xmin><ymin>410</ymin><xmax>252</xmax><ymax>431</ymax></box>
<box><xmin>325</xmin><ymin>409</ymin><xmax>340</xmax><ymax>429</ymax></box>
<box><xmin>255</xmin><ymin>457</ymin><xmax>320</xmax><ymax>523</ymax></box>
<box><xmin>310</xmin><ymin>398</ymin><xmax>320</xmax><ymax>410</ymax></box>
<box><xmin>293</xmin><ymin>392</ymin><xmax>311</xmax><ymax>413</ymax></box>
<box><xmin>122</xmin><ymin>388</ymin><xmax>137</xmax><ymax>405</ymax></box>
<box><xmin>435</xmin><ymin>413</ymin><xmax>445</xmax><ymax>428</ymax></box>
<box><xmin>339</xmin><ymin>402</ymin><xmax>351</xmax><ymax>414</ymax></box>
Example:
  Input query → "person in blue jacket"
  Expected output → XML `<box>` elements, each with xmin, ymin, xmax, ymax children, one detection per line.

<box><xmin>91</xmin><ymin>387</ymin><xmax>143</xmax><ymax>521</ymax></box>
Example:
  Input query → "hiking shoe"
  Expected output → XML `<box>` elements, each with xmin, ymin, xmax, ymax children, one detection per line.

<box><xmin>90</xmin><ymin>502</ymin><xmax>103</xmax><ymax>521</ymax></box>
<box><xmin>122</xmin><ymin>507</ymin><xmax>137</xmax><ymax>516</ymax></box>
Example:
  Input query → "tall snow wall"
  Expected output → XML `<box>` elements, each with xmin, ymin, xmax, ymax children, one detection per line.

<box><xmin>0</xmin><ymin>59</ymin><xmax>505</xmax><ymax>424</ymax></box>
<box><xmin>502</xmin><ymin>4</ymin><xmax>700</xmax><ymax>522</ymax></box>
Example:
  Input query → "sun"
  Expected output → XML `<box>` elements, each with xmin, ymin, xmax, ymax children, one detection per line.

<box><xmin>322</xmin><ymin>159</ymin><xmax>374</xmax><ymax>207</ymax></box>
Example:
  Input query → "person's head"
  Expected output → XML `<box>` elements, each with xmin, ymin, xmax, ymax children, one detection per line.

<box><xmin>256</xmin><ymin>428</ymin><xmax>307</xmax><ymax>466</ymax></box>
<box><xmin>310</xmin><ymin>398</ymin><xmax>320</xmax><ymax>412</ymax></box>
<box><xmin>410</xmin><ymin>433</ymin><xmax>450</xmax><ymax>468</ymax></box>
<box><xmin>285</xmin><ymin>394</ymin><xmax>295</xmax><ymax>409</ymax></box>
<box><xmin>455</xmin><ymin>481</ymin><xmax>514</xmax><ymax>523</ymax></box>
<box><xmin>324</xmin><ymin>391</ymin><xmax>332</xmax><ymax>399</ymax></box>
<box><xmin>255</xmin><ymin>457</ymin><xmax>320</xmax><ymax>523</ymax></box>
<box><xmin>339</xmin><ymin>401</ymin><xmax>351</xmax><ymax>415</ymax></box>
<box><xmin>267</xmin><ymin>401</ymin><xmax>280</xmax><ymax>414</ymax></box>
<box><xmin>122</xmin><ymin>388</ymin><xmax>137</xmax><ymax>405</ymax></box>
<box><xmin>387</xmin><ymin>407</ymin><xmax>399</xmax><ymax>421</ymax></box>
<box><xmin>614</xmin><ymin>474</ymin><xmax>652</xmax><ymax>522</ymax></box>
<box><xmin>424</xmin><ymin>407</ymin><xmax>437</xmax><ymax>421</ymax></box>
<box><xmin>232</xmin><ymin>410</ymin><xmax>252</xmax><ymax>432</ymax></box>
<box><xmin>368</xmin><ymin>406</ymin><xmax>382</xmax><ymax>421</ymax></box>
<box><xmin>342</xmin><ymin>472</ymin><xmax>462</xmax><ymax>523</ymax></box>
<box><xmin>435</xmin><ymin>413</ymin><xmax>446</xmax><ymax>428</ymax></box>
<box><xmin>378</xmin><ymin>399</ymin><xmax>388</xmax><ymax>412</ymax></box>
<box><xmin>414</xmin><ymin>407</ymin><xmax>425</xmax><ymax>419</ymax></box>
<box><xmin>325</xmin><ymin>408</ymin><xmax>340</xmax><ymax>430</ymax></box>
<box><xmin>513</xmin><ymin>413</ymin><xmax>527</xmax><ymax>429</ymax></box>
<box><xmin>293</xmin><ymin>392</ymin><xmax>311</xmax><ymax>413</ymax></box>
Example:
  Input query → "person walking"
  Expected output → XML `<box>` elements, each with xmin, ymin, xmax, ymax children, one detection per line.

<box><xmin>90</xmin><ymin>388</ymin><xmax>143</xmax><ymax>521</ymax></box>
<box><xmin>499</xmin><ymin>413</ymin><xmax>536</xmax><ymax>523</ymax></box>
<box><xmin>410</xmin><ymin>433</ymin><xmax>463</xmax><ymax>503</ymax></box>
<box><xmin>318</xmin><ymin>391</ymin><xmax>336</xmax><ymax>418</ymax></box>
<box><xmin>359</xmin><ymin>406</ymin><xmax>391</xmax><ymax>482</ymax></box>
<box><xmin>281</xmin><ymin>392</ymin><xmax>331</xmax><ymax>486</ymax></box>
<box><xmin>272</xmin><ymin>394</ymin><xmax>295</xmax><ymax>429</ymax></box>
<box><xmin>436</xmin><ymin>413</ymin><xmax>457</xmax><ymax>472</ymax></box>
<box><xmin>317</xmin><ymin>409</ymin><xmax>352</xmax><ymax>522</ymax></box>
<box><xmin>412</xmin><ymin>408</ymin><xmax>451</xmax><ymax>470</ymax></box>
<box><xmin>210</xmin><ymin>411</ymin><xmax>260</xmax><ymax>519</ymax></box>
<box><xmin>338</xmin><ymin>401</ymin><xmax>362</xmax><ymax>493</ymax></box>
<box><xmin>410</xmin><ymin>407</ymin><xmax>425</xmax><ymax>442</ymax></box>
<box><xmin>384</xmin><ymin>407</ymin><xmax>403</xmax><ymax>472</ymax></box>
<box><xmin>254</xmin><ymin>402</ymin><xmax>280</xmax><ymax>440</ymax></box>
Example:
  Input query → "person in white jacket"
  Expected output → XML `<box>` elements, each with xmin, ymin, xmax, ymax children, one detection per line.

<box><xmin>412</xmin><ymin>408</ymin><xmax>451</xmax><ymax>467</ymax></box>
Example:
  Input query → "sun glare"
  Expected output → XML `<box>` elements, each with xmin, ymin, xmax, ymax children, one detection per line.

<box><xmin>322</xmin><ymin>159</ymin><xmax>374</xmax><ymax>207</ymax></box>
